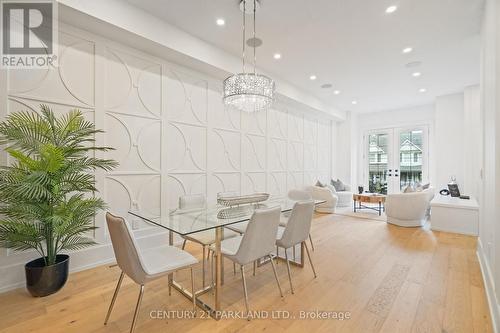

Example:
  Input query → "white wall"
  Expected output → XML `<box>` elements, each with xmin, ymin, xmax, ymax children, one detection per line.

<box><xmin>434</xmin><ymin>93</ymin><xmax>465</xmax><ymax>190</ymax></box>
<box><xmin>463</xmin><ymin>86</ymin><xmax>482</xmax><ymax>198</ymax></box>
<box><xmin>342</xmin><ymin>90</ymin><xmax>481</xmax><ymax>196</ymax></box>
<box><xmin>350</xmin><ymin>104</ymin><xmax>435</xmax><ymax>189</ymax></box>
<box><xmin>334</xmin><ymin>111</ymin><xmax>358</xmax><ymax>186</ymax></box>
<box><xmin>477</xmin><ymin>0</ymin><xmax>500</xmax><ymax>330</ymax></box>
<box><xmin>0</xmin><ymin>24</ymin><xmax>334</xmax><ymax>292</ymax></box>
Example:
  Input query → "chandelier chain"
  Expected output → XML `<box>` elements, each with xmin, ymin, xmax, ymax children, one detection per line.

<box><xmin>242</xmin><ymin>0</ymin><xmax>246</xmax><ymax>73</ymax></box>
<box><xmin>253</xmin><ymin>0</ymin><xmax>256</xmax><ymax>74</ymax></box>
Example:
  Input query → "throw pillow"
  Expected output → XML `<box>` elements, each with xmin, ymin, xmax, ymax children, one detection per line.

<box><xmin>326</xmin><ymin>184</ymin><xmax>337</xmax><ymax>193</ymax></box>
<box><xmin>422</xmin><ymin>182</ymin><xmax>430</xmax><ymax>190</ymax></box>
<box><xmin>415</xmin><ymin>182</ymin><xmax>423</xmax><ymax>192</ymax></box>
<box><xmin>403</xmin><ymin>185</ymin><xmax>415</xmax><ymax>193</ymax></box>
<box><xmin>315</xmin><ymin>180</ymin><xmax>326</xmax><ymax>187</ymax></box>
<box><xmin>331</xmin><ymin>178</ymin><xmax>345</xmax><ymax>191</ymax></box>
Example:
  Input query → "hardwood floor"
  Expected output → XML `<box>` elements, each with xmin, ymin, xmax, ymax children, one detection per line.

<box><xmin>0</xmin><ymin>213</ymin><xmax>492</xmax><ymax>333</ymax></box>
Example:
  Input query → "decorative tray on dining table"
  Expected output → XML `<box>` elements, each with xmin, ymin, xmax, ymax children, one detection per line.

<box><xmin>217</xmin><ymin>192</ymin><xmax>270</xmax><ymax>207</ymax></box>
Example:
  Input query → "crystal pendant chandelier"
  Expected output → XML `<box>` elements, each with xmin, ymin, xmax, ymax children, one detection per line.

<box><xmin>223</xmin><ymin>0</ymin><xmax>275</xmax><ymax>113</ymax></box>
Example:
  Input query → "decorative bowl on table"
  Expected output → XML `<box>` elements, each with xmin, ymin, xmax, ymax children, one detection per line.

<box><xmin>217</xmin><ymin>204</ymin><xmax>267</xmax><ymax>219</ymax></box>
<box><xmin>217</xmin><ymin>192</ymin><xmax>270</xmax><ymax>207</ymax></box>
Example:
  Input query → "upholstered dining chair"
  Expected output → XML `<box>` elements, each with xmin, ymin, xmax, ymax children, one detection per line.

<box><xmin>276</xmin><ymin>200</ymin><xmax>316</xmax><ymax>294</ymax></box>
<box><xmin>178</xmin><ymin>194</ymin><xmax>238</xmax><ymax>287</ymax></box>
<box><xmin>104</xmin><ymin>213</ymin><xmax>198</xmax><ymax>333</ymax></box>
<box><xmin>210</xmin><ymin>206</ymin><xmax>283</xmax><ymax>319</ymax></box>
<box><xmin>282</xmin><ymin>189</ymin><xmax>316</xmax><ymax>251</ymax></box>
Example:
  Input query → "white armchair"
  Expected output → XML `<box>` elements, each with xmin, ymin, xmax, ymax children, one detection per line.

<box><xmin>385</xmin><ymin>188</ymin><xmax>435</xmax><ymax>227</ymax></box>
<box><xmin>332</xmin><ymin>184</ymin><xmax>353</xmax><ymax>208</ymax></box>
<box><xmin>304</xmin><ymin>186</ymin><xmax>338</xmax><ymax>213</ymax></box>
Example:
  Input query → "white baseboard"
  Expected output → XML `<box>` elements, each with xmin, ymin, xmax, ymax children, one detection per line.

<box><xmin>0</xmin><ymin>231</ymin><xmax>174</xmax><ymax>294</ymax></box>
<box><xmin>477</xmin><ymin>238</ymin><xmax>500</xmax><ymax>332</ymax></box>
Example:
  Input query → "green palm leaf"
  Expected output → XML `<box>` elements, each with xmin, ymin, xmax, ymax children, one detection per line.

<box><xmin>0</xmin><ymin>106</ymin><xmax>117</xmax><ymax>266</ymax></box>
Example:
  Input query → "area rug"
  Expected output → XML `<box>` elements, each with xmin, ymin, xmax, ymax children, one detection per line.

<box><xmin>334</xmin><ymin>206</ymin><xmax>387</xmax><ymax>221</ymax></box>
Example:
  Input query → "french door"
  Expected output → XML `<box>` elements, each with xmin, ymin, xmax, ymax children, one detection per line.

<box><xmin>364</xmin><ymin>126</ymin><xmax>429</xmax><ymax>194</ymax></box>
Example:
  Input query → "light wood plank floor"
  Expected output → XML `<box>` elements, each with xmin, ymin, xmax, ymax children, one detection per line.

<box><xmin>0</xmin><ymin>213</ymin><xmax>493</xmax><ymax>333</ymax></box>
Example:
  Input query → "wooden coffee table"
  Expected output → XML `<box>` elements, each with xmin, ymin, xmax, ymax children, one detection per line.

<box><xmin>353</xmin><ymin>193</ymin><xmax>386</xmax><ymax>216</ymax></box>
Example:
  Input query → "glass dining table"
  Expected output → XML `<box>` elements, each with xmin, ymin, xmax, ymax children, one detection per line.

<box><xmin>129</xmin><ymin>198</ymin><xmax>325</xmax><ymax>319</ymax></box>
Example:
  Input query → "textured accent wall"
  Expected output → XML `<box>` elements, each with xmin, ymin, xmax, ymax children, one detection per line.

<box><xmin>0</xmin><ymin>24</ymin><xmax>333</xmax><ymax>292</ymax></box>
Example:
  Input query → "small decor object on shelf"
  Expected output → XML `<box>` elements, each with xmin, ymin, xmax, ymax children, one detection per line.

<box><xmin>358</xmin><ymin>186</ymin><xmax>364</xmax><ymax>194</ymax></box>
<box><xmin>217</xmin><ymin>204</ymin><xmax>266</xmax><ymax>219</ymax></box>
<box><xmin>447</xmin><ymin>176</ymin><xmax>461</xmax><ymax>197</ymax></box>
<box><xmin>439</xmin><ymin>189</ymin><xmax>450</xmax><ymax>196</ymax></box>
<box><xmin>0</xmin><ymin>106</ymin><xmax>118</xmax><ymax>297</ymax></box>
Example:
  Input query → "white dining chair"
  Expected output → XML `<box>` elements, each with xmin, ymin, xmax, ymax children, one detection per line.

<box><xmin>104</xmin><ymin>213</ymin><xmax>198</xmax><ymax>333</ymax></box>
<box><xmin>210</xmin><ymin>206</ymin><xmax>283</xmax><ymax>319</ymax></box>
<box><xmin>282</xmin><ymin>189</ymin><xmax>316</xmax><ymax>251</ymax></box>
<box><xmin>276</xmin><ymin>200</ymin><xmax>316</xmax><ymax>294</ymax></box>
<box><xmin>178</xmin><ymin>194</ymin><xmax>238</xmax><ymax>288</ymax></box>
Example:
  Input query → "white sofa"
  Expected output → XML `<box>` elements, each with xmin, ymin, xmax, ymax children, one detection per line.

<box><xmin>330</xmin><ymin>184</ymin><xmax>353</xmax><ymax>208</ymax></box>
<box><xmin>304</xmin><ymin>186</ymin><xmax>339</xmax><ymax>213</ymax></box>
<box><xmin>385</xmin><ymin>188</ymin><xmax>435</xmax><ymax>227</ymax></box>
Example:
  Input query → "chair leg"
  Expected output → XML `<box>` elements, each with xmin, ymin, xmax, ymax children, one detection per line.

<box><xmin>309</xmin><ymin>234</ymin><xmax>315</xmax><ymax>252</ymax></box>
<box><xmin>202</xmin><ymin>246</ymin><xmax>206</xmax><ymax>288</ymax></box>
<box><xmin>104</xmin><ymin>271</ymin><xmax>124</xmax><ymax>325</ymax></box>
<box><xmin>240</xmin><ymin>265</ymin><xmax>250</xmax><ymax>320</ymax></box>
<box><xmin>181</xmin><ymin>239</ymin><xmax>187</xmax><ymax>250</ymax></box>
<box><xmin>303</xmin><ymin>241</ymin><xmax>317</xmax><ymax>278</ymax></box>
<box><xmin>190</xmin><ymin>267</ymin><xmax>196</xmax><ymax>313</ymax></box>
<box><xmin>284</xmin><ymin>249</ymin><xmax>294</xmax><ymax>294</ymax></box>
<box><xmin>210</xmin><ymin>251</ymin><xmax>215</xmax><ymax>294</ymax></box>
<box><xmin>269</xmin><ymin>255</ymin><xmax>283</xmax><ymax>297</ymax></box>
<box><xmin>130</xmin><ymin>285</ymin><xmax>145</xmax><ymax>333</ymax></box>
<box><xmin>253</xmin><ymin>260</ymin><xmax>257</xmax><ymax>276</ymax></box>
<box><xmin>233</xmin><ymin>262</ymin><xmax>236</xmax><ymax>275</ymax></box>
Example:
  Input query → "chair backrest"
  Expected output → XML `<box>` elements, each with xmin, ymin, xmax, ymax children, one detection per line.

<box><xmin>106</xmin><ymin>213</ymin><xmax>147</xmax><ymax>284</ymax></box>
<box><xmin>179</xmin><ymin>194</ymin><xmax>206</xmax><ymax>210</ymax></box>
<box><xmin>385</xmin><ymin>191</ymin><xmax>430</xmax><ymax>220</ymax></box>
<box><xmin>288</xmin><ymin>189</ymin><xmax>312</xmax><ymax>201</ymax></box>
<box><xmin>278</xmin><ymin>201</ymin><xmax>315</xmax><ymax>248</ymax></box>
<box><xmin>232</xmin><ymin>206</ymin><xmax>281</xmax><ymax>265</ymax></box>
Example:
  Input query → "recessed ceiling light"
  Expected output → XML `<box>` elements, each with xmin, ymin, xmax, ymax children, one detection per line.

<box><xmin>385</xmin><ymin>5</ymin><xmax>398</xmax><ymax>13</ymax></box>
<box><xmin>402</xmin><ymin>47</ymin><xmax>413</xmax><ymax>54</ymax></box>
<box><xmin>334</xmin><ymin>90</ymin><xmax>341</xmax><ymax>95</ymax></box>
<box><xmin>273</xmin><ymin>53</ymin><xmax>281</xmax><ymax>60</ymax></box>
<box><xmin>352</xmin><ymin>100</ymin><xmax>358</xmax><ymax>105</ymax></box>
<box><xmin>419</xmin><ymin>88</ymin><xmax>427</xmax><ymax>93</ymax></box>
<box><xmin>412</xmin><ymin>72</ymin><xmax>422</xmax><ymax>77</ymax></box>
<box><xmin>216</xmin><ymin>18</ymin><xmax>225</xmax><ymax>26</ymax></box>
<box><xmin>309</xmin><ymin>75</ymin><xmax>317</xmax><ymax>81</ymax></box>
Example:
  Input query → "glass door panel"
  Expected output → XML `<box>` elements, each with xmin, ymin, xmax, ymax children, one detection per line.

<box><xmin>364</xmin><ymin>126</ymin><xmax>428</xmax><ymax>195</ymax></box>
<box><xmin>398</xmin><ymin>129</ymin><xmax>424</xmax><ymax>190</ymax></box>
<box><xmin>367</xmin><ymin>133</ymin><xmax>389</xmax><ymax>195</ymax></box>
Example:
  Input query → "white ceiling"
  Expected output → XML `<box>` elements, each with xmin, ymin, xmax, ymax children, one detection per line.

<box><xmin>124</xmin><ymin>0</ymin><xmax>484</xmax><ymax>113</ymax></box>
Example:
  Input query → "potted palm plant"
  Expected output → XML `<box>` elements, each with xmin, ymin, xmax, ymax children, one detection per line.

<box><xmin>0</xmin><ymin>105</ymin><xmax>117</xmax><ymax>297</ymax></box>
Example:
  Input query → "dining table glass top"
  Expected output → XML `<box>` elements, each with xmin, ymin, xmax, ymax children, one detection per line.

<box><xmin>129</xmin><ymin>198</ymin><xmax>325</xmax><ymax>236</ymax></box>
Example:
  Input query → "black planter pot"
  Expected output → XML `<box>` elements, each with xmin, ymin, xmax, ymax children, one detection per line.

<box><xmin>25</xmin><ymin>254</ymin><xmax>69</xmax><ymax>297</ymax></box>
